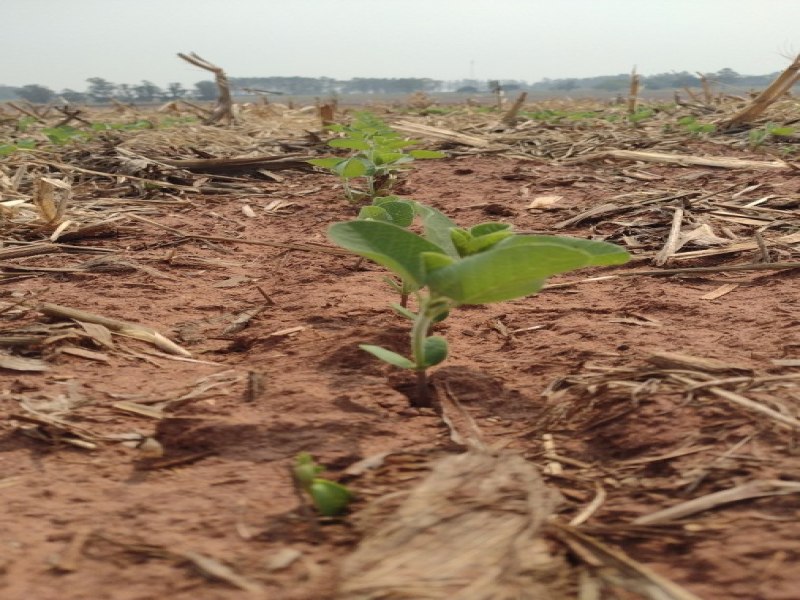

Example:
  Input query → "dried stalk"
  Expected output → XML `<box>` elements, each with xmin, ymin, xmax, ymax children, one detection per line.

<box><xmin>720</xmin><ymin>53</ymin><xmax>800</xmax><ymax>129</ymax></box>
<box><xmin>627</xmin><ymin>67</ymin><xmax>640</xmax><ymax>115</ymax></box>
<box><xmin>177</xmin><ymin>52</ymin><xmax>234</xmax><ymax>125</ymax></box>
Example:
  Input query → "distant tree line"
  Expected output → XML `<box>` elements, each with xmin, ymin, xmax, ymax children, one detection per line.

<box><xmin>0</xmin><ymin>68</ymin><xmax>791</xmax><ymax>104</ymax></box>
<box><xmin>530</xmin><ymin>68</ymin><xmax>782</xmax><ymax>92</ymax></box>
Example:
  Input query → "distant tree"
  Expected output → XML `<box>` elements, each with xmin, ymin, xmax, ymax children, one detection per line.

<box><xmin>552</xmin><ymin>78</ymin><xmax>578</xmax><ymax>91</ymax></box>
<box><xmin>449</xmin><ymin>79</ymin><xmax>482</xmax><ymax>92</ymax></box>
<box><xmin>15</xmin><ymin>84</ymin><xmax>55</xmax><ymax>104</ymax></box>
<box><xmin>342</xmin><ymin>78</ymin><xmax>376</xmax><ymax>94</ymax></box>
<box><xmin>133</xmin><ymin>80</ymin><xmax>162</xmax><ymax>102</ymax></box>
<box><xmin>166</xmin><ymin>82</ymin><xmax>187</xmax><ymax>100</ymax></box>
<box><xmin>591</xmin><ymin>76</ymin><xmax>629</xmax><ymax>91</ymax></box>
<box><xmin>500</xmin><ymin>79</ymin><xmax>527</xmax><ymax>91</ymax></box>
<box><xmin>86</xmin><ymin>77</ymin><xmax>116</xmax><ymax>103</ymax></box>
<box><xmin>0</xmin><ymin>85</ymin><xmax>20</xmax><ymax>100</ymax></box>
<box><xmin>456</xmin><ymin>85</ymin><xmax>479</xmax><ymax>93</ymax></box>
<box><xmin>60</xmin><ymin>89</ymin><xmax>88</xmax><ymax>104</ymax></box>
<box><xmin>194</xmin><ymin>80</ymin><xmax>218</xmax><ymax>100</ymax></box>
<box><xmin>390</xmin><ymin>78</ymin><xmax>439</xmax><ymax>93</ymax></box>
<box><xmin>714</xmin><ymin>68</ymin><xmax>741</xmax><ymax>84</ymax></box>
<box><xmin>643</xmin><ymin>71</ymin><xmax>699</xmax><ymax>90</ymax></box>
<box><xmin>115</xmin><ymin>83</ymin><xmax>135</xmax><ymax>102</ymax></box>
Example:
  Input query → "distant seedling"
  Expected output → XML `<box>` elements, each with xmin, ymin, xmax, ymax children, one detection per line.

<box><xmin>329</xmin><ymin>201</ymin><xmax>630</xmax><ymax>405</ymax></box>
<box><xmin>676</xmin><ymin>116</ymin><xmax>716</xmax><ymax>135</ymax></box>
<box><xmin>748</xmin><ymin>122</ymin><xmax>795</xmax><ymax>148</ymax></box>
<box><xmin>0</xmin><ymin>116</ymin><xmax>198</xmax><ymax>156</ymax></box>
<box><xmin>308</xmin><ymin>112</ymin><xmax>444</xmax><ymax>202</ymax></box>
<box><xmin>293</xmin><ymin>453</ymin><xmax>353</xmax><ymax>517</ymax></box>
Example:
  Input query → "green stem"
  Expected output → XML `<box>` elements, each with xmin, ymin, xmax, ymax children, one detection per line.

<box><xmin>410</xmin><ymin>297</ymin><xmax>434</xmax><ymax>407</ymax></box>
<box><xmin>342</xmin><ymin>178</ymin><xmax>354</xmax><ymax>202</ymax></box>
<box><xmin>409</xmin><ymin>295</ymin><xmax>450</xmax><ymax>407</ymax></box>
<box><xmin>410</xmin><ymin>300</ymin><xmax>433</xmax><ymax>371</ymax></box>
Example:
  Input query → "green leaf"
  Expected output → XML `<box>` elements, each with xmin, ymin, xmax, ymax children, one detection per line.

<box><xmin>328</xmin><ymin>138</ymin><xmax>371</xmax><ymax>150</ymax></box>
<box><xmin>496</xmin><ymin>235</ymin><xmax>631</xmax><ymax>266</ymax></box>
<box><xmin>390</xmin><ymin>303</ymin><xmax>417</xmax><ymax>320</ymax></box>
<box><xmin>335</xmin><ymin>157</ymin><xmax>369</xmax><ymax>179</ymax></box>
<box><xmin>359</xmin><ymin>344</ymin><xmax>415</xmax><ymax>369</ymax></box>
<box><xmin>294</xmin><ymin>453</ymin><xmax>323</xmax><ymax>489</ymax></box>
<box><xmin>374</xmin><ymin>152</ymin><xmax>406</xmax><ymax>165</ymax></box>
<box><xmin>308</xmin><ymin>157</ymin><xmax>344</xmax><ymax>171</ymax></box>
<box><xmin>408</xmin><ymin>149</ymin><xmax>446</xmax><ymax>159</ymax></box>
<box><xmin>469</xmin><ymin>222</ymin><xmax>511</xmax><ymax>237</ymax></box>
<box><xmin>425</xmin><ymin>236</ymin><xmax>629</xmax><ymax>305</ymax></box>
<box><xmin>464</xmin><ymin>230</ymin><xmax>515</xmax><ymax>255</ymax></box>
<box><xmin>432</xmin><ymin>309</ymin><xmax>450</xmax><ymax>323</ymax></box>
<box><xmin>421</xmin><ymin>251</ymin><xmax>456</xmax><ymax>273</ymax></box>
<box><xmin>413</xmin><ymin>203</ymin><xmax>459</xmax><ymax>258</ymax></box>
<box><xmin>382</xmin><ymin>139</ymin><xmax>420</xmax><ymax>149</ymax></box>
<box><xmin>425</xmin><ymin>246</ymin><xmax>549</xmax><ymax>304</ymax></box>
<box><xmin>359</xmin><ymin>201</ymin><xmax>413</xmax><ymax>227</ymax></box>
<box><xmin>328</xmin><ymin>220</ymin><xmax>444</xmax><ymax>286</ymax></box>
<box><xmin>309</xmin><ymin>479</ymin><xmax>352</xmax><ymax>516</ymax></box>
<box><xmin>449</xmin><ymin>228</ymin><xmax>471</xmax><ymax>256</ymax></box>
<box><xmin>382</xmin><ymin>276</ymin><xmax>403</xmax><ymax>293</ymax></box>
<box><xmin>358</xmin><ymin>205</ymin><xmax>390</xmax><ymax>221</ymax></box>
<box><xmin>372</xmin><ymin>195</ymin><xmax>403</xmax><ymax>206</ymax></box>
<box><xmin>379</xmin><ymin>201</ymin><xmax>415</xmax><ymax>227</ymax></box>
<box><xmin>769</xmin><ymin>126</ymin><xmax>795</xmax><ymax>136</ymax></box>
<box><xmin>422</xmin><ymin>336</ymin><xmax>448</xmax><ymax>367</ymax></box>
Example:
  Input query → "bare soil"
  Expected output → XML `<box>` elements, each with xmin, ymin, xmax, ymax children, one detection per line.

<box><xmin>1</xmin><ymin>150</ymin><xmax>799</xmax><ymax>599</ymax></box>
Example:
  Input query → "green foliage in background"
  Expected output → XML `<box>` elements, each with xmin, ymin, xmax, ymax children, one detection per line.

<box><xmin>308</xmin><ymin>113</ymin><xmax>444</xmax><ymax>201</ymax></box>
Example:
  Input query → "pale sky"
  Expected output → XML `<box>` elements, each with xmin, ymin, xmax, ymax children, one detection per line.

<box><xmin>5</xmin><ymin>0</ymin><xmax>798</xmax><ymax>90</ymax></box>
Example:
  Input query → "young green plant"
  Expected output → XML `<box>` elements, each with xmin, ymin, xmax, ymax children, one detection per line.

<box><xmin>329</xmin><ymin>202</ymin><xmax>630</xmax><ymax>405</ymax></box>
<box><xmin>308</xmin><ymin>112</ymin><xmax>444</xmax><ymax>201</ymax></box>
<box><xmin>293</xmin><ymin>453</ymin><xmax>353</xmax><ymax>517</ymax></box>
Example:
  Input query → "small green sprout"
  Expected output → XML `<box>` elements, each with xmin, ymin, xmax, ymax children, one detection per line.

<box><xmin>748</xmin><ymin>122</ymin><xmax>795</xmax><ymax>148</ymax></box>
<box><xmin>628</xmin><ymin>107</ymin><xmax>655</xmax><ymax>124</ymax></box>
<box><xmin>308</xmin><ymin>113</ymin><xmax>444</xmax><ymax>201</ymax></box>
<box><xmin>329</xmin><ymin>202</ymin><xmax>630</xmax><ymax>405</ymax></box>
<box><xmin>676</xmin><ymin>116</ymin><xmax>716</xmax><ymax>135</ymax></box>
<box><xmin>293</xmin><ymin>453</ymin><xmax>353</xmax><ymax>517</ymax></box>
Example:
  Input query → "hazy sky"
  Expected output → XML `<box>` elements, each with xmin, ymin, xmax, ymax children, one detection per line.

<box><xmin>6</xmin><ymin>0</ymin><xmax>799</xmax><ymax>90</ymax></box>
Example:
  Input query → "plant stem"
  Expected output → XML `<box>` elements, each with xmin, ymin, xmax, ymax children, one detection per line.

<box><xmin>410</xmin><ymin>298</ymin><xmax>434</xmax><ymax>406</ymax></box>
<box><xmin>409</xmin><ymin>296</ymin><xmax>450</xmax><ymax>407</ymax></box>
<box><xmin>343</xmin><ymin>179</ymin><xmax>354</xmax><ymax>201</ymax></box>
<box><xmin>410</xmin><ymin>302</ymin><xmax>433</xmax><ymax>366</ymax></box>
<box><xmin>415</xmin><ymin>370</ymin><xmax>428</xmax><ymax>407</ymax></box>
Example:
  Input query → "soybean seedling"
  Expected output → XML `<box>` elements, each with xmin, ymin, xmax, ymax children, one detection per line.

<box><xmin>328</xmin><ymin>201</ymin><xmax>630</xmax><ymax>406</ymax></box>
<box><xmin>357</xmin><ymin>195</ymin><xmax>417</xmax><ymax>307</ymax></box>
<box><xmin>308</xmin><ymin>112</ymin><xmax>444</xmax><ymax>201</ymax></box>
<box><xmin>293</xmin><ymin>453</ymin><xmax>353</xmax><ymax>517</ymax></box>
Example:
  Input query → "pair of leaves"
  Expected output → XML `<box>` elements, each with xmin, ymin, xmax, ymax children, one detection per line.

<box><xmin>361</xmin><ymin>336</ymin><xmax>448</xmax><ymax>371</ymax></box>
<box><xmin>308</xmin><ymin>480</ymin><xmax>352</xmax><ymax>516</ymax></box>
<box><xmin>308</xmin><ymin>156</ymin><xmax>372</xmax><ymax>179</ymax></box>
<box><xmin>294</xmin><ymin>453</ymin><xmax>353</xmax><ymax>516</ymax></box>
<box><xmin>358</xmin><ymin>196</ymin><xmax>415</xmax><ymax>227</ymax></box>
<box><xmin>327</xmin><ymin>219</ymin><xmax>630</xmax><ymax>306</ymax></box>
